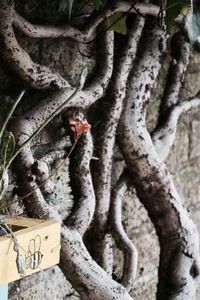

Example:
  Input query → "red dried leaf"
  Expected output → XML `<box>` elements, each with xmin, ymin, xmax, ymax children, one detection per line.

<box><xmin>69</xmin><ymin>117</ymin><xmax>91</xmax><ymax>141</ymax></box>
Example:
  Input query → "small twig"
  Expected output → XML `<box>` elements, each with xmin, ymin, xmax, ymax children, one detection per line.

<box><xmin>157</xmin><ymin>0</ymin><xmax>167</xmax><ymax>29</ymax></box>
<box><xmin>22</xmin><ymin>139</ymin><xmax>78</xmax><ymax>200</ymax></box>
<box><xmin>157</xmin><ymin>32</ymin><xmax>190</xmax><ymax>120</ymax></box>
<box><xmin>0</xmin><ymin>90</ymin><xmax>25</xmax><ymax>142</ymax></box>
<box><xmin>110</xmin><ymin>169</ymin><xmax>138</xmax><ymax>291</ymax></box>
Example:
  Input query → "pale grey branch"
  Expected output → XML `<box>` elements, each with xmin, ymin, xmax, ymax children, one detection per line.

<box><xmin>118</xmin><ymin>21</ymin><xmax>200</xmax><ymax>300</ymax></box>
<box><xmin>0</xmin><ymin>1</ymin><xmax>68</xmax><ymax>89</ymax></box>
<box><xmin>13</xmin><ymin>1</ymin><xmax>159</xmax><ymax>42</ymax></box>
<box><xmin>88</xmin><ymin>16</ymin><xmax>144</xmax><ymax>273</ymax></box>
<box><xmin>153</xmin><ymin>97</ymin><xmax>200</xmax><ymax>161</ymax></box>
<box><xmin>110</xmin><ymin>170</ymin><xmax>138</xmax><ymax>291</ymax></box>
<box><xmin>65</xmin><ymin>114</ymin><xmax>95</xmax><ymax>236</ymax></box>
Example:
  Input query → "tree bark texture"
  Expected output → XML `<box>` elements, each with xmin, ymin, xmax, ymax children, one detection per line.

<box><xmin>0</xmin><ymin>1</ymin><xmax>200</xmax><ymax>300</ymax></box>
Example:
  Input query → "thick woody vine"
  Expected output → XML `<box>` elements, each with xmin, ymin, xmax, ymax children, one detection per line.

<box><xmin>0</xmin><ymin>0</ymin><xmax>200</xmax><ymax>300</ymax></box>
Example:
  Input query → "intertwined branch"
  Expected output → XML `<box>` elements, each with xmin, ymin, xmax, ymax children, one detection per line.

<box><xmin>1</xmin><ymin>1</ymin><xmax>200</xmax><ymax>300</ymax></box>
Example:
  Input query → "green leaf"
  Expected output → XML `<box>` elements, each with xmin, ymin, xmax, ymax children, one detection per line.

<box><xmin>166</xmin><ymin>0</ymin><xmax>190</xmax><ymax>32</ymax></box>
<box><xmin>108</xmin><ymin>13</ymin><xmax>127</xmax><ymax>35</ymax></box>
<box><xmin>181</xmin><ymin>3</ymin><xmax>190</xmax><ymax>15</ymax></box>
